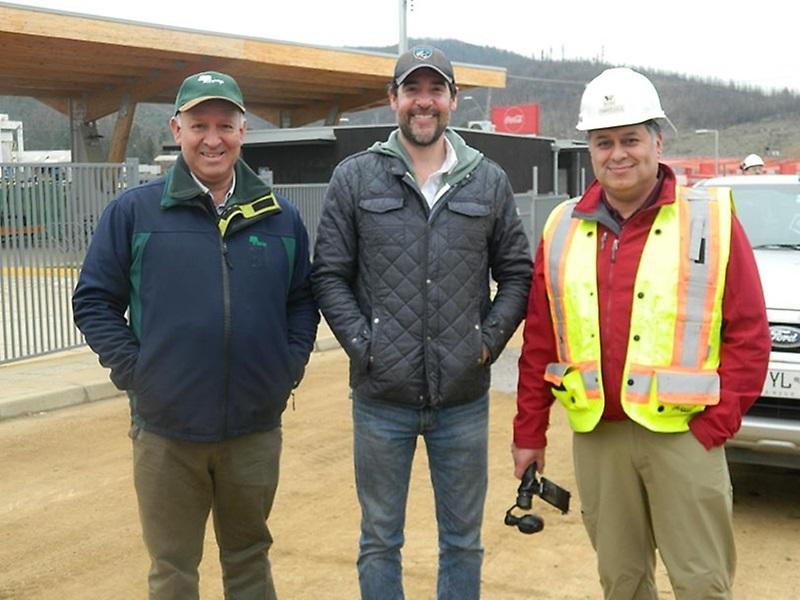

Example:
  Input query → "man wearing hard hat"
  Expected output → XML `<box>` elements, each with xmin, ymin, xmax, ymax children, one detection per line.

<box><xmin>512</xmin><ymin>67</ymin><xmax>771</xmax><ymax>599</ymax></box>
<box><xmin>740</xmin><ymin>153</ymin><xmax>765</xmax><ymax>174</ymax></box>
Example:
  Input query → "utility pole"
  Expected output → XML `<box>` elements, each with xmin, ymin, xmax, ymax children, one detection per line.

<box><xmin>695</xmin><ymin>129</ymin><xmax>720</xmax><ymax>176</ymax></box>
<box><xmin>399</xmin><ymin>0</ymin><xmax>408</xmax><ymax>54</ymax></box>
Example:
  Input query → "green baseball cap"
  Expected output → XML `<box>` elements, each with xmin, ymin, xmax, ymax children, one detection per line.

<box><xmin>174</xmin><ymin>71</ymin><xmax>245</xmax><ymax>113</ymax></box>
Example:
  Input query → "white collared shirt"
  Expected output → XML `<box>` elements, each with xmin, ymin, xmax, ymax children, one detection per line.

<box><xmin>419</xmin><ymin>136</ymin><xmax>458</xmax><ymax>209</ymax></box>
<box><xmin>190</xmin><ymin>171</ymin><xmax>237</xmax><ymax>214</ymax></box>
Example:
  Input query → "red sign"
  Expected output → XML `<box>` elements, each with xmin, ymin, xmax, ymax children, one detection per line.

<box><xmin>491</xmin><ymin>103</ymin><xmax>540</xmax><ymax>135</ymax></box>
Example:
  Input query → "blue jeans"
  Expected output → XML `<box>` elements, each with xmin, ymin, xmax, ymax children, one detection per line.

<box><xmin>352</xmin><ymin>394</ymin><xmax>489</xmax><ymax>600</ymax></box>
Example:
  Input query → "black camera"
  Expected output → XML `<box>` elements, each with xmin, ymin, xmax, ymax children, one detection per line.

<box><xmin>504</xmin><ymin>463</ymin><xmax>571</xmax><ymax>534</ymax></box>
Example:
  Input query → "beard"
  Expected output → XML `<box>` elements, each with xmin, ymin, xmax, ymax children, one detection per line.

<box><xmin>398</xmin><ymin>110</ymin><xmax>448</xmax><ymax>147</ymax></box>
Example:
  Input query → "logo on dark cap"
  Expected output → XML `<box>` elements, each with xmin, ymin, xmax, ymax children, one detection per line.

<box><xmin>394</xmin><ymin>46</ymin><xmax>454</xmax><ymax>87</ymax></box>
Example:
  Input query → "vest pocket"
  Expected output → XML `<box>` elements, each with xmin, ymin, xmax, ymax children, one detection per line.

<box><xmin>546</xmin><ymin>362</ymin><xmax>604</xmax><ymax>432</ymax></box>
<box><xmin>629</xmin><ymin>365</ymin><xmax>719</xmax><ymax>406</ymax></box>
<box><xmin>547</xmin><ymin>364</ymin><xmax>591</xmax><ymax>411</ymax></box>
<box><xmin>624</xmin><ymin>366</ymin><xmax>718</xmax><ymax>431</ymax></box>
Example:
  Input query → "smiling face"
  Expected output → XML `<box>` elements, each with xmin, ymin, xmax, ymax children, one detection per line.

<box><xmin>169</xmin><ymin>99</ymin><xmax>246</xmax><ymax>193</ymax></box>
<box><xmin>588</xmin><ymin>123</ymin><xmax>662</xmax><ymax>215</ymax></box>
<box><xmin>389</xmin><ymin>68</ymin><xmax>457</xmax><ymax>148</ymax></box>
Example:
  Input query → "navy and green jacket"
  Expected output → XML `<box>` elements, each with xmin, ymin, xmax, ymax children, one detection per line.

<box><xmin>73</xmin><ymin>156</ymin><xmax>319</xmax><ymax>442</ymax></box>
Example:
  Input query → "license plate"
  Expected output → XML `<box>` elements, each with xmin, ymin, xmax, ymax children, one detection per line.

<box><xmin>762</xmin><ymin>369</ymin><xmax>800</xmax><ymax>399</ymax></box>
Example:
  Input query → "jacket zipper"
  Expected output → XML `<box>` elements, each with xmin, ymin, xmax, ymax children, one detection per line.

<box><xmin>402</xmin><ymin>171</ymin><xmax>469</xmax><ymax>407</ymax></box>
<box><xmin>198</xmin><ymin>195</ymin><xmax>233</xmax><ymax>438</ymax></box>
<box><xmin>403</xmin><ymin>172</ymin><xmax>433</xmax><ymax>406</ymax></box>
<box><xmin>604</xmin><ymin>233</ymin><xmax>620</xmax><ymax>352</ymax></box>
<box><xmin>219</xmin><ymin>236</ymin><xmax>232</xmax><ymax>437</ymax></box>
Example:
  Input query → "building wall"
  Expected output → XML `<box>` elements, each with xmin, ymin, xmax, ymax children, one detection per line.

<box><xmin>242</xmin><ymin>125</ymin><xmax>589</xmax><ymax>195</ymax></box>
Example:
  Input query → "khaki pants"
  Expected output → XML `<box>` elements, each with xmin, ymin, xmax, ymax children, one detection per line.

<box><xmin>132</xmin><ymin>426</ymin><xmax>282</xmax><ymax>600</ymax></box>
<box><xmin>573</xmin><ymin>420</ymin><xmax>735</xmax><ymax>600</ymax></box>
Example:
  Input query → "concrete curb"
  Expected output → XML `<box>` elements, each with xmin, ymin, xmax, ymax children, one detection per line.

<box><xmin>314</xmin><ymin>335</ymin><xmax>341</xmax><ymax>352</ymax></box>
<box><xmin>0</xmin><ymin>337</ymin><xmax>342</xmax><ymax>422</ymax></box>
<box><xmin>0</xmin><ymin>380</ymin><xmax>120</xmax><ymax>420</ymax></box>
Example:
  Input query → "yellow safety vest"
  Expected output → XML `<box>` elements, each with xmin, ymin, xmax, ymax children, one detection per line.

<box><xmin>541</xmin><ymin>186</ymin><xmax>733</xmax><ymax>433</ymax></box>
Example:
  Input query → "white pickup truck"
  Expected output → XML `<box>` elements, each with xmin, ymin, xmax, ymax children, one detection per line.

<box><xmin>697</xmin><ymin>174</ymin><xmax>800</xmax><ymax>469</ymax></box>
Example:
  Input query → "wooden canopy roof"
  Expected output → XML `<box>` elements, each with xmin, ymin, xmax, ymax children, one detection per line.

<box><xmin>0</xmin><ymin>2</ymin><xmax>506</xmax><ymax>127</ymax></box>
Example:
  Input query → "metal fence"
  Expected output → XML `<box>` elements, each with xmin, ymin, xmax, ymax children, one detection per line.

<box><xmin>1</xmin><ymin>166</ymin><xmax>563</xmax><ymax>364</ymax></box>
<box><xmin>515</xmin><ymin>192</ymin><xmax>569</xmax><ymax>250</ymax></box>
<box><xmin>0</xmin><ymin>171</ymin><xmax>325</xmax><ymax>364</ymax></box>
<box><xmin>1</xmin><ymin>161</ymin><xmax>138</xmax><ymax>363</ymax></box>
<box><xmin>275</xmin><ymin>183</ymin><xmax>327</xmax><ymax>255</ymax></box>
<box><xmin>280</xmin><ymin>185</ymin><xmax>566</xmax><ymax>257</ymax></box>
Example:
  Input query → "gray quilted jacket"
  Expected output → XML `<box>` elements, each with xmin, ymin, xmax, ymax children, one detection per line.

<box><xmin>311</xmin><ymin>129</ymin><xmax>531</xmax><ymax>407</ymax></box>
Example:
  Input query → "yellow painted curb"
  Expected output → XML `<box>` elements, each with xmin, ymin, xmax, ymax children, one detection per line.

<box><xmin>0</xmin><ymin>266</ymin><xmax>80</xmax><ymax>277</ymax></box>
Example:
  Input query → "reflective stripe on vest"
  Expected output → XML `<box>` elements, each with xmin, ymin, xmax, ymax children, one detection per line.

<box><xmin>542</xmin><ymin>200</ymin><xmax>605</xmax><ymax>432</ymax></box>
<box><xmin>542</xmin><ymin>186</ymin><xmax>732</xmax><ymax>433</ymax></box>
<box><xmin>542</xmin><ymin>199</ymin><xmax>583</xmax><ymax>364</ymax></box>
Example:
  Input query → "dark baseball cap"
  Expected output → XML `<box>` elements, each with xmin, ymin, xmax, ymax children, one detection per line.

<box><xmin>174</xmin><ymin>71</ymin><xmax>245</xmax><ymax>114</ymax></box>
<box><xmin>394</xmin><ymin>46</ymin><xmax>455</xmax><ymax>87</ymax></box>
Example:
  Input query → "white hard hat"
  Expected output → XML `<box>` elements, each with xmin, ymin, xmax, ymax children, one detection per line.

<box><xmin>576</xmin><ymin>67</ymin><xmax>671</xmax><ymax>131</ymax></box>
<box><xmin>741</xmin><ymin>153</ymin><xmax>764</xmax><ymax>170</ymax></box>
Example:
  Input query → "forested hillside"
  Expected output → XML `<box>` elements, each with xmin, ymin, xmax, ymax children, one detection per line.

<box><xmin>2</xmin><ymin>38</ymin><xmax>799</xmax><ymax>162</ymax></box>
<box><xmin>356</xmin><ymin>39</ymin><xmax>800</xmax><ymax>158</ymax></box>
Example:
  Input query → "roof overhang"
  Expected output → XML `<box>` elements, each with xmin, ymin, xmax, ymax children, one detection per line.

<box><xmin>0</xmin><ymin>2</ymin><xmax>506</xmax><ymax>127</ymax></box>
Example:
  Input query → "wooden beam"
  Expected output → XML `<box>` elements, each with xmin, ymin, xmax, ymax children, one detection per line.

<box><xmin>289</xmin><ymin>90</ymin><xmax>389</xmax><ymax>127</ymax></box>
<box><xmin>107</xmin><ymin>95</ymin><xmax>136</xmax><ymax>163</ymax></box>
<box><xmin>35</xmin><ymin>96</ymin><xmax>69</xmax><ymax>116</ymax></box>
<box><xmin>0</xmin><ymin>37</ymin><xmax>175</xmax><ymax>80</ymax></box>
<box><xmin>244</xmin><ymin>105</ymin><xmax>280</xmax><ymax>127</ymax></box>
<box><xmin>324</xmin><ymin>104</ymin><xmax>342</xmax><ymax>127</ymax></box>
<box><xmin>82</xmin><ymin>60</ymin><xmax>232</xmax><ymax>121</ymax></box>
<box><xmin>0</xmin><ymin>59</ymin><xmax>149</xmax><ymax>82</ymax></box>
<box><xmin>0</xmin><ymin>83</ymin><xmax>91</xmax><ymax>96</ymax></box>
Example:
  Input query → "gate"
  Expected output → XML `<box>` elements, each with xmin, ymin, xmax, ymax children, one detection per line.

<box><xmin>0</xmin><ymin>161</ymin><xmax>138</xmax><ymax>363</ymax></box>
<box><xmin>274</xmin><ymin>183</ymin><xmax>327</xmax><ymax>255</ymax></box>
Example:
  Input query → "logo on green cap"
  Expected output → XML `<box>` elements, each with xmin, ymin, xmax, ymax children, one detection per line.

<box><xmin>174</xmin><ymin>71</ymin><xmax>245</xmax><ymax>114</ymax></box>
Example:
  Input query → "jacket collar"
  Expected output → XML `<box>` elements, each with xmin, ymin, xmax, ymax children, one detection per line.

<box><xmin>368</xmin><ymin>128</ymin><xmax>484</xmax><ymax>186</ymax></box>
<box><xmin>161</xmin><ymin>154</ymin><xmax>273</xmax><ymax>210</ymax></box>
<box><xmin>574</xmin><ymin>163</ymin><xmax>677</xmax><ymax>226</ymax></box>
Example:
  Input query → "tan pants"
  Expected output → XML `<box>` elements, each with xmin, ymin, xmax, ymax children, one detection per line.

<box><xmin>573</xmin><ymin>420</ymin><xmax>735</xmax><ymax>600</ymax></box>
<box><xmin>132</xmin><ymin>426</ymin><xmax>282</xmax><ymax>600</ymax></box>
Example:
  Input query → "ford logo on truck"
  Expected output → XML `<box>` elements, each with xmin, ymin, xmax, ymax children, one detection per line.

<box><xmin>770</xmin><ymin>325</ymin><xmax>800</xmax><ymax>349</ymax></box>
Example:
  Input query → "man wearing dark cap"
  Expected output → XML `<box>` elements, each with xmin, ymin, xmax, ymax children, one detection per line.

<box><xmin>312</xmin><ymin>47</ymin><xmax>531</xmax><ymax>599</ymax></box>
<box><xmin>73</xmin><ymin>71</ymin><xmax>318</xmax><ymax>599</ymax></box>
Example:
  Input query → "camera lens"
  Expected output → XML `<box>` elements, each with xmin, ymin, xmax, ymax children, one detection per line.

<box><xmin>516</xmin><ymin>491</ymin><xmax>533</xmax><ymax>510</ymax></box>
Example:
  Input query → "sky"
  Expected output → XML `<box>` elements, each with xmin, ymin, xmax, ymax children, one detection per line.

<box><xmin>9</xmin><ymin>0</ymin><xmax>800</xmax><ymax>93</ymax></box>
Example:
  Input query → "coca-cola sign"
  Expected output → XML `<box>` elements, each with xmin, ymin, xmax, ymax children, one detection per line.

<box><xmin>504</xmin><ymin>111</ymin><xmax>524</xmax><ymax>126</ymax></box>
<box><xmin>491</xmin><ymin>104</ymin><xmax>539</xmax><ymax>135</ymax></box>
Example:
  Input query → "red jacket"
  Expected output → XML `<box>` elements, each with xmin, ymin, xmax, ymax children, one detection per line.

<box><xmin>514</xmin><ymin>165</ymin><xmax>771</xmax><ymax>449</ymax></box>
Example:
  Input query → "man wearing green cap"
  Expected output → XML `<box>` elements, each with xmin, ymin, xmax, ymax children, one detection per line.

<box><xmin>73</xmin><ymin>71</ymin><xmax>319</xmax><ymax>599</ymax></box>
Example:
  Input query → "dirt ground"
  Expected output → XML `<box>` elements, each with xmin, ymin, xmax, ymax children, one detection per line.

<box><xmin>1</xmin><ymin>346</ymin><xmax>799</xmax><ymax>599</ymax></box>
